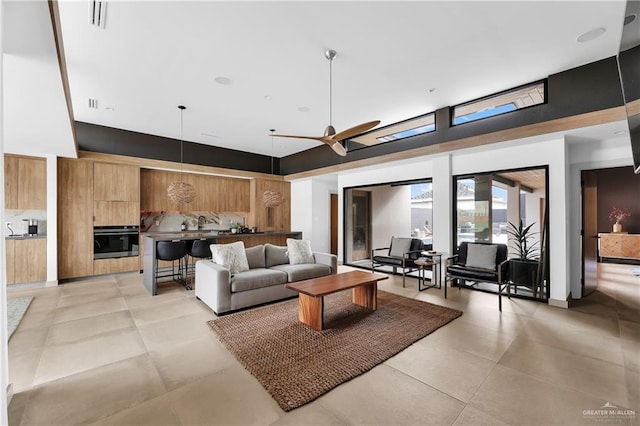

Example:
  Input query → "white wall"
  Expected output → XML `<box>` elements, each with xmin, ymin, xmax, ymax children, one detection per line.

<box><xmin>290</xmin><ymin>176</ymin><xmax>336</xmax><ymax>254</ymax></box>
<box><xmin>370</xmin><ymin>185</ymin><xmax>411</xmax><ymax>250</ymax></box>
<box><xmin>291</xmin><ymin>126</ymin><xmax>633</xmax><ymax>306</ymax></box>
<box><xmin>567</xmin><ymin>135</ymin><xmax>632</xmax><ymax>298</ymax></box>
<box><xmin>1</xmin><ymin>1</ymin><xmax>9</xmax><ymax>422</ymax></box>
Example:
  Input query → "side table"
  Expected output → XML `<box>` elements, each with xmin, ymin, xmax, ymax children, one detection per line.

<box><xmin>416</xmin><ymin>252</ymin><xmax>442</xmax><ymax>291</ymax></box>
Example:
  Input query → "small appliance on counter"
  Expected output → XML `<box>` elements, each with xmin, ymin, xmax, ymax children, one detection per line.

<box><xmin>23</xmin><ymin>219</ymin><xmax>38</xmax><ymax>236</ymax></box>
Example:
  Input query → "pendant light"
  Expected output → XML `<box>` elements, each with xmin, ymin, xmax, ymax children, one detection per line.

<box><xmin>262</xmin><ymin>129</ymin><xmax>284</xmax><ymax>208</ymax></box>
<box><xmin>167</xmin><ymin>105</ymin><xmax>196</xmax><ymax>205</ymax></box>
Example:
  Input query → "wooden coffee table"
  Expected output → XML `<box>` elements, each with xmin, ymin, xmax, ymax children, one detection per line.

<box><xmin>285</xmin><ymin>270</ymin><xmax>389</xmax><ymax>331</ymax></box>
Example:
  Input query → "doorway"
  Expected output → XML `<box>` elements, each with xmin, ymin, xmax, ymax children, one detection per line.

<box><xmin>345</xmin><ymin>190</ymin><xmax>371</xmax><ymax>262</ymax></box>
<box><xmin>330</xmin><ymin>193</ymin><xmax>338</xmax><ymax>255</ymax></box>
<box><xmin>581</xmin><ymin>170</ymin><xmax>598</xmax><ymax>296</ymax></box>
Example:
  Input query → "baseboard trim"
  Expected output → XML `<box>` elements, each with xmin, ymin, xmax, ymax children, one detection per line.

<box><xmin>7</xmin><ymin>383</ymin><xmax>13</xmax><ymax>406</ymax></box>
<box><xmin>548</xmin><ymin>297</ymin><xmax>569</xmax><ymax>308</ymax></box>
<box><xmin>46</xmin><ymin>280</ymin><xmax>59</xmax><ymax>287</ymax></box>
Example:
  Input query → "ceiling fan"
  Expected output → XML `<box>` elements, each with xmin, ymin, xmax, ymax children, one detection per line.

<box><xmin>273</xmin><ymin>49</ymin><xmax>380</xmax><ymax>156</ymax></box>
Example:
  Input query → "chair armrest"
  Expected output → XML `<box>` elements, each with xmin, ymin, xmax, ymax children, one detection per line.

<box><xmin>195</xmin><ymin>260</ymin><xmax>231</xmax><ymax>314</ymax></box>
<box><xmin>446</xmin><ymin>254</ymin><xmax>459</xmax><ymax>266</ymax></box>
<box><xmin>313</xmin><ymin>252</ymin><xmax>338</xmax><ymax>275</ymax></box>
<box><xmin>498</xmin><ymin>258</ymin><xmax>510</xmax><ymax>283</ymax></box>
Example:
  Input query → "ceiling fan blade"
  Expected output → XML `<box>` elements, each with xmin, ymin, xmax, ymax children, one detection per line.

<box><xmin>329</xmin><ymin>120</ymin><xmax>381</xmax><ymax>142</ymax></box>
<box><xmin>329</xmin><ymin>141</ymin><xmax>347</xmax><ymax>156</ymax></box>
<box><xmin>272</xmin><ymin>133</ymin><xmax>326</xmax><ymax>142</ymax></box>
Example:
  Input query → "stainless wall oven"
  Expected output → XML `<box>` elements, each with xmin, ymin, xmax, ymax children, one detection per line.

<box><xmin>93</xmin><ymin>226</ymin><xmax>140</xmax><ymax>259</ymax></box>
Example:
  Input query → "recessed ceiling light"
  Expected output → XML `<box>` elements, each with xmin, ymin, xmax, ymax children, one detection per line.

<box><xmin>264</xmin><ymin>95</ymin><xmax>272</xmax><ymax>101</ymax></box>
<box><xmin>200</xmin><ymin>133</ymin><xmax>219</xmax><ymax>138</ymax></box>
<box><xmin>104</xmin><ymin>107</ymin><xmax>115</xmax><ymax>111</ymax></box>
<box><xmin>297</xmin><ymin>106</ymin><xmax>310</xmax><ymax>112</ymax></box>
<box><xmin>214</xmin><ymin>76</ymin><xmax>233</xmax><ymax>85</ymax></box>
<box><xmin>577</xmin><ymin>27</ymin><xmax>606</xmax><ymax>43</ymax></box>
<box><xmin>614</xmin><ymin>130</ymin><xmax>625</xmax><ymax>135</ymax></box>
<box><xmin>624</xmin><ymin>14</ymin><xmax>637</xmax><ymax>26</ymax></box>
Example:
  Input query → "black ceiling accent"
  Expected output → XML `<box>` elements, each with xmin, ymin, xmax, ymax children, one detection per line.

<box><xmin>75</xmin><ymin>56</ymin><xmax>625</xmax><ymax>177</ymax></box>
<box><xmin>75</xmin><ymin>121</ymin><xmax>279</xmax><ymax>175</ymax></box>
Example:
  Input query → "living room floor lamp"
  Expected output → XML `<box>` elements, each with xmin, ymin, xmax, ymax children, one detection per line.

<box><xmin>167</xmin><ymin>105</ymin><xmax>196</xmax><ymax>205</ymax></box>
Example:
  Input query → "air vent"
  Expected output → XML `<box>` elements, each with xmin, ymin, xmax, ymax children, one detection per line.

<box><xmin>88</xmin><ymin>98</ymin><xmax>99</xmax><ymax>109</ymax></box>
<box><xmin>88</xmin><ymin>0</ymin><xmax>107</xmax><ymax>28</ymax></box>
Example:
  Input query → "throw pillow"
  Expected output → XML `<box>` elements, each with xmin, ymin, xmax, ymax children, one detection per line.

<box><xmin>465</xmin><ymin>243</ymin><xmax>498</xmax><ymax>270</ymax></box>
<box><xmin>286</xmin><ymin>238</ymin><xmax>314</xmax><ymax>264</ymax></box>
<box><xmin>389</xmin><ymin>237</ymin><xmax>412</xmax><ymax>257</ymax></box>
<box><xmin>210</xmin><ymin>241</ymin><xmax>249</xmax><ymax>274</ymax></box>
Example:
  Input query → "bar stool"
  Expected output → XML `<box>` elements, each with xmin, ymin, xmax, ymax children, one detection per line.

<box><xmin>155</xmin><ymin>240</ymin><xmax>189</xmax><ymax>290</ymax></box>
<box><xmin>187</xmin><ymin>238</ymin><xmax>214</xmax><ymax>285</ymax></box>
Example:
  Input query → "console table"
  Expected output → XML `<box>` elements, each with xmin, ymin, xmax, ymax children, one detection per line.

<box><xmin>598</xmin><ymin>233</ymin><xmax>640</xmax><ymax>261</ymax></box>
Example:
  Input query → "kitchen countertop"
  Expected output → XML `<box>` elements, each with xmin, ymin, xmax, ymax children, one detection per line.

<box><xmin>5</xmin><ymin>234</ymin><xmax>47</xmax><ymax>240</ymax></box>
<box><xmin>142</xmin><ymin>231</ymin><xmax>299</xmax><ymax>240</ymax></box>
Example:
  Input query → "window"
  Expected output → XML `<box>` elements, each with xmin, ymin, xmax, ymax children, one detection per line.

<box><xmin>351</xmin><ymin>113</ymin><xmax>435</xmax><ymax>146</ymax></box>
<box><xmin>452</xmin><ymin>81</ymin><xmax>545</xmax><ymax>125</ymax></box>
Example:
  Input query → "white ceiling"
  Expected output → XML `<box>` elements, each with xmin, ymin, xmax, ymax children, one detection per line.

<box><xmin>2</xmin><ymin>1</ymin><xmax>77</xmax><ymax>158</ymax></box>
<box><xmin>4</xmin><ymin>1</ymin><xmax>630</xmax><ymax>160</ymax></box>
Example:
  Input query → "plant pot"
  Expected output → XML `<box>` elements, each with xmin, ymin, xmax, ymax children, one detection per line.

<box><xmin>613</xmin><ymin>222</ymin><xmax>622</xmax><ymax>233</ymax></box>
<box><xmin>508</xmin><ymin>259</ymin><xmax>538</xmax><ymax>287</ymax></box>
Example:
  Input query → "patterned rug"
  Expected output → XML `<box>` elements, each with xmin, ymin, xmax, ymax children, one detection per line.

<box><xmin>208</xmin><ymin>290</ymin><xmax>462</xmax><ymax>411</ymax></box>
<box><xmin>8</xmin><ymin>296</ymin><xmax>33</xmax><ymax>339</ymax></box>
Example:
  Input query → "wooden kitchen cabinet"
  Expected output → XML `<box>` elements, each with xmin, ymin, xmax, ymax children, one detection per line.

<box><xmin>58</xmin><ymin>158</ymin><xmax>94</xmax><ymax>279</ymax></box>
<box><xmin>94</xmin><ymin>201</ymin><xmax>139</xmax><ymax>226</ymax></box>
<box><xmin>218</xmin><ymin>177</ymin><xmax>250</xmax><ymax>212</ymax></box>
<box><xmin>4</xmin><ymin>155</ymin><xmax>46</xmax><ymax>210</ymax></box>
<box><xmin>140</xmin><ymin>168</ymin><xmax>250</xmax><ymax>212</ymax></box>
<box><xmin>5</xmin><ymin>239</ymin><xmax>16</xmax><ymax>284</ymax></box>
<box><xmin>94</xmin><ymin>256</ymin><xmax>139</xmax><ymax>275</ymax></box>
<box><xmin>94</xmin><ymin>163</ymin><xmax>140</xmax><ymax>201</ymax></box>
<box><xmin>6</xmin><ymin>238</ymin><xmax>46</xmax><ymax>284</ymax></box>
<box><xmin>249</xmin><ymin>179</ymin><xmax>290</xmax><ymax>232</ymax></box>
<box><xmin>141</xmin><ymin>169</ymin><xmax>171</xmax><ymax>211</ymax></box>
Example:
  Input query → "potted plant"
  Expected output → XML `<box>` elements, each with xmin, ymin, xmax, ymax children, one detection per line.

<box><xmin>506</xmin><ymin>220</ymin><xmax>539</xmax><ymax>288</ymax></box>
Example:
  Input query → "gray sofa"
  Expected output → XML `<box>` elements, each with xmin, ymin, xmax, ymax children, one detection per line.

<box><xmin>195</xmin><ymin>243</ymin><xmax>337</xmax><ymax>315</ymax></box>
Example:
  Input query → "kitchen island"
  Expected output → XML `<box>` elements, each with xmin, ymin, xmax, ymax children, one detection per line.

<box><xmin>142</xmin><ymin>231</ymin><xmax>302</xmax><ymax>295</ymax></box>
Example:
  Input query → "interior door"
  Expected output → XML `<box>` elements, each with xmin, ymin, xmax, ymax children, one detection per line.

<box><xmin>330</xmin><ymin>193</ymin><xmax>338</xmax><ymax>255</ymax></box>
<box><xmin>350</xmin><ymin>190</ymin><xmax>371</xmax><ymax>261</ymax></box>
<box><xmin>582</xmin><ymin>170</ymin><xmax>598</xmax><ymax>296</ymax></box>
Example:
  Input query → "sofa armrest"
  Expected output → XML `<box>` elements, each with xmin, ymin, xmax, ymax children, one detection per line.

<box><xmin>313</xmin><ymin>251</ymin><xmax>338</xmax><ymax>275</ymax></box>
<box><xmin>195</xmin><ymin>260</ymin><xmax>231</xmax><ymax>314</ymax></box>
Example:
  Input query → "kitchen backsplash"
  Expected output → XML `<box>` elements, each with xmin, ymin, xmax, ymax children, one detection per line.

<box><xmin>140</xmin><ymin>211</ymin><xmax>246</xmax><ymax>233</ymax></box>
<box><xmin>4</xmin><ymin>210</ymin><xmax>47</xmax><ymax>236</ymax></box>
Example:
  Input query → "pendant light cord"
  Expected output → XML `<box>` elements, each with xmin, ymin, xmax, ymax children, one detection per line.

<box><xmin>178</xmin><ymin>105</ymin><xmax>186</xmax><ymax>175</ymax></box>
<box><xmin>329</xmin><ymin>56</ymin><xmax>333</xmax><ymax>126</ymax></box>
<box><xmin>270</xmin><ymin>129</ymin><xmax>275</xmax><ymax>175</ymax></box>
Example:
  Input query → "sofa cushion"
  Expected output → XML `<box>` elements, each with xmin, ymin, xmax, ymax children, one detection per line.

<box><xmin>265</xmin><ymin>244</ymin><xmax>289</xmax><ymax>267</ymax></box>
<box><xmin>286</xmin><ymin>238</ymin><xmax>314</xmax><ymax>264</ymax></box>
<box><xmin>245</xmin><ymin>245</ymin><xmax>266</xmax><ymax>269</ymax></box>
<box><xmin>446</xmin><ymin>264</ymin><xmax>499</xmax><ymax>282</ymax></box>
<box><xmin>389</xmin><ymin>237</ymin><xmax>412</xmax><ymax>257</ymax></box>
<box><xmin>210</xmin><ymin>241</ymin><xmax>249</xmax><ymax>274</ymax></box>
<box><xmin>465</xmin><ymin>243</ymin><xmax>498</xmax><ymax>270</ymax></box>
<box><xmin>230</xmin><ymin>268</ymin><xmax>288</xmax><ymax>293</ymax></box>
<box><xmin>270</xmin><ymin>263</ymin><xmax>332</xmax><ymax>282</ymax></box>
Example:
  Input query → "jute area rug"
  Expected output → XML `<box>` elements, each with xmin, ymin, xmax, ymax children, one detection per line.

<box><xmin>8</xmin><ymin>296</ymin><xmax>33</xmax><ymax>340</ymax></box>
<box><xmin>207</xmin><ymin>290</ymin><xmax>462</xmax><ymax>411</ymax></box>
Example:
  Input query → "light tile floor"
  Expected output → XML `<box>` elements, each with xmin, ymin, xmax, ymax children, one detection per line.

<box><xmin>7</xmin><ymin>263</ymin><xmax>640</xmax><ymax>425</ymax></box>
